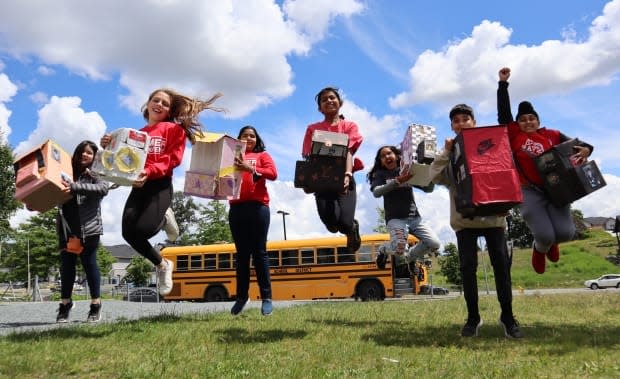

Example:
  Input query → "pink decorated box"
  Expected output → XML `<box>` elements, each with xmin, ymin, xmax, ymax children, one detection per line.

<box><xmin>183</xmin><ymin>133</ymin><xmax>245</xmax><ymax>200</ymax></box>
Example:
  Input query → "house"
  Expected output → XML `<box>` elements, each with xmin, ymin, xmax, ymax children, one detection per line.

<box><xmin>584</xmin><ymin>217</ymin><xmax>615</xmax><ymax>231</ymax></box>
<box><xmin>105</xmin><ymin>244</ymin><xmax>137</xmax><ymax>284</ymax></box>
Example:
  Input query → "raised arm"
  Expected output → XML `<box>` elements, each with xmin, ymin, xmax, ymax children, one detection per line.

<box><xmin>497</xmin><ymin>67</ymin><xmax>514</xmax><ymax>124</ymax></box>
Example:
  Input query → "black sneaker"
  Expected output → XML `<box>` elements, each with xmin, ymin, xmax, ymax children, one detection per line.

<box><xmin>461</xmin><ymin>318</ymin><xmax>483</xmax><ymax>337</ymax></box>
<box><xmin>87</xmin><ymin>303</ymin><xmax>102</xmax><ymax>323</ymax></box>
<box><xmin>231</xmin><ymin>298</ymin><xmax>249</xmax><ymax>316</ymax></box>
<box><xmin>499</xmin><ymin>317</ymin><xmax>524</xmax><ymax>339</ymax></box>
<box><xmin>347</xmin><ymin>220</ymin><xmax>361</xmax><ymax>253</ymax></box>
<box><xmin>56</xmin><ymin>301</ymin><xmax>74</xmax><ymax>323</ymax></box>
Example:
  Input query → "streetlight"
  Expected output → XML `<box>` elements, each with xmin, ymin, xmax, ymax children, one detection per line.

<box><xmin>276</xmin><ymin>210</ymin><xmax>290</xmax><ymax>240</ymax></box>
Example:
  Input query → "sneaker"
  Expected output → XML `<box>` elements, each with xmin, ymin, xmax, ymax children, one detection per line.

<box><xmin>56</xmin><ymin>301</ymin><xmax>74</xmax><ymax>323</ymax></box>
<box><xmin>163</xmin><ymin>208</ymin><xmax>179</xmax><ymax>242</ymax></box>
<box><xmin>157</xmin><ymin>258</ymin><xmax>174</xmax><ymax>296</ymax></box>
<box><xmin>546</xmin><ymin>243</ymin><xmax>560</xmax><ymax>263</ymax></box>
<box><xmin>346</xmin><ymin>220</ymin><xmax>361</xmax><ymax>253</ymax></box>
<box><xmin>531</xmin><ymin>246</ymin><xmax>546</xmax><ymax>274</ymax></box>
<box><xmin>87</xmin><ymin>303</ymin><xmax>102</xmax><ymax>323</ymax></box>
<box><xmin>499</xmin><ymin>317</ymin><xmax>524</xmax><ymax>339</ymax></box>
<box><xmin>376</xmin><ymin>246</ymin><xmax>388</xmax><ymax>270</ymax></box>
<box><xmin>461</xmin><ymin>318</ymin><xmax>483</xmax><ymax>337</ymax></box>
<box><xmin>261</xmin><ymin>299</ymin><xmax>273</xmax><ymax>316</ymax></box>
<box><xmin>231</xmin><ymin>297</ymin><xmax>249</xmax><ymax>315</ymax></box>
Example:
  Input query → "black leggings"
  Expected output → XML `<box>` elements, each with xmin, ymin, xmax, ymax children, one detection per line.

<box><xmin>122</xmin><ymin>178</ymin><xmax>172</xmax><ymax>266</ymax></box>
<box><xmin>314</xmin><ymin>177</ymin><xmax>357</xmax><ymax>235</ymax></box>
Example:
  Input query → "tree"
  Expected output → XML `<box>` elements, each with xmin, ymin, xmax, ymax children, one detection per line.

<box><xmin>193</xmin><ymin>200</ymin><xmax>232</xmax><ymax>244</ymax></box>
<box><xmin>124</xmin><ymin>255</ymin><xmax>152</xmax><ymax>287</ymax></box>
<box><xmin>506</xmin><ymin>208</ymin><xmax>533</xmax><ymax>248</ymax></box>
<box><xmin>373</xmin><ymin>207</ymin><xmax>387</xmax><ymax>233</ymax></box>
<box><xmin>3</xmin><ymin>210</ymin><xmax>59</xmax><ymax>282</ymax></box>
<box><xmin>95</xmin><ymin>245</ymin><xmax>116</xmax><ymax>281</ymax></box>
<box><xmin>0</xmin><ymin>136</ymin><xmax>20</xmax><ymax>243</ymax></box>
<box><xmin>571</xmin><ymin>208</ymin><xmax>589</xmax><ymax>240</ymax></box>
<box><xmin>170</xmin><ymin>191</ymin><xmax>202</xmax><ymax>242</ymax></box>
<box><xmin>438</xmin><ymin>242</ymin><xmax>461</xmax><ymax>285</ymax></box>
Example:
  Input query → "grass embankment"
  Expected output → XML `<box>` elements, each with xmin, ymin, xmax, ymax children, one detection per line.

<box><xmin>428</xmin><ymin>229</ymin><xmax>620</xmax><ymax>289</ymax></box>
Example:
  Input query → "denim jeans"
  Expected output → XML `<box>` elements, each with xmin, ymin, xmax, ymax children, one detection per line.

<box><xmin>60</xmin><ymin>235</ymin><xmax>101</xmax><ymax>299</ymax></box>
<box><xmin>229</xmin><ymin>201</ymin><xmax>272</xmax><ymax>300</ymax></box>
<box><xmin>385</xmin><ymin>214</ymin><xmax>440</xmax><ymax>261</ymax></box>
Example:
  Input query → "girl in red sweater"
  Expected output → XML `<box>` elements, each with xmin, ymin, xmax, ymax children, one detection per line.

<box><xmin>229</xmin><ymin>125</ymin><xmax>278</xmax><ymax>316</ymax></box>
<box><xmin>101</xmin><ymin>88</ymin><xmax>224</xmax><ymax>295</ymax></box>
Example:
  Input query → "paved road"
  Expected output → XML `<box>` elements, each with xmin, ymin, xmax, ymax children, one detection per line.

<box><xmin>1</xmin><ymin>287</ymin><xmax>617</xmax><ymax>336</ymax></box>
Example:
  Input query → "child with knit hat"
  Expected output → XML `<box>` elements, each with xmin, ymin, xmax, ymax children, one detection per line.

<box><xmin>497</xmin><ymin>67</ymin><xmax>593</xmax><ymax>274</ymax></box>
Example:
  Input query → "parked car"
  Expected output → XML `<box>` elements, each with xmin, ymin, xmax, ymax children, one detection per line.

<box><xmin>584</xmin><ymin>274</ymin><xmax>620</xmax><ymax>290</ymax></box>
<box><xmin>123</xmin><ymin>287</ymin><xmax>161</xmax><ymax>302</ymax></box>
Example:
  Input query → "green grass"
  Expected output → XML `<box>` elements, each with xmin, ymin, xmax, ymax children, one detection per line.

<box><xmin>1</xmin><ymin>230</ymin><xmax>619</xmax><ymax>378</ymax></box>
<box><xmin>1</xmin><ymin>292</ymin><xmax>619</xmax><ymax>378</ymax></box>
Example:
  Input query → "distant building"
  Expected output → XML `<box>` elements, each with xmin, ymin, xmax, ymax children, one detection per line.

<box><xmin>584</xmin><ymin>217</ymin><xmax>615</xmax><ymax>231</ymax></box>
<box><xmin>104</xmin><ymin>244</ymin><xmax>158</xmax><ymax>284</ymax></box>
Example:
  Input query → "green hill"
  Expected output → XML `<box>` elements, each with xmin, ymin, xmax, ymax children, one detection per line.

<box><xmin>429</xmin><ymin>229</ymin><xmax>620</xmax><ymax>290</ymax></box>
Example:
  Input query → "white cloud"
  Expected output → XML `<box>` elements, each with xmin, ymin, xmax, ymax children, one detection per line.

<box><xmin>0</xmin><ymin>0</ymin><xmax>364</xmax><ymax>118</ymax></box>
<box><xmin>284</xmin><ymin>0</ymin><xmax>364</xmax><ymax>43</ymax></box>
<box><xmin>0</xmin><ymin>73</ymin><xmax>18</xmax><ymax>141</ymax></box>
<box><xmin>37</xmin><ymin>66</ymin><xmax>55</xmax><ymax>76</ymax></box>
<box><xmin>390</xmin><ymin>0</ymin><xmax>620</xmax><ymax>111</ymax></box>
<box><xmin>13</xmin><ymin>96</ymin><xmax>107</xmax><ymax>158</ymax></box>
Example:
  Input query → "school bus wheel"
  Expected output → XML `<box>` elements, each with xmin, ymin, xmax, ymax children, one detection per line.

<box><xmin>204</xmin><ymin>285</ymin><xmax>228</xmax><ymax>302</ymax></box>
<box><xmin>355</xmin><ymin>279</ymin><xmax>385</xmax><ymax>301</ymax></box>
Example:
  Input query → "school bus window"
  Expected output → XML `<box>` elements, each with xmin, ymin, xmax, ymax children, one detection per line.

<box><xmin>189</xmin><ymin>254</ymin><xmax>202</xmax><ymax>270</ymax></box>
<box><xmin>282</xmin><ymin>249</ymin><xmax>299</xmax><ymax>266</ymax></box>
<box><xmin>219</xmin><ymin>253</ymin><xmax>232</xmax><ymax>270</ymax></box>
<box><xmin>177</xmin><ymin>255</ymin><xmax>189</xmax><ymax>271</ymax></box>
<box><xmin>317</xmin><ymin>247</ymin><xmax>335</xmax><ymax>264</ymax></box>
<box><xmin>336</xmin><ymin>246</ymin><xmax>355</xmax><ymax>263</ymax></box>
<box><xmin>204</xmin><ymin>254</ymin><xmax>217</xmax><ymax>270</ymax></box>
<box><xmin>301</xmin><ymin>248</ymin><xmax>315</xmax><ymax>265</ymax></box>
<box><xmin>358</xmin><ymin>245</ymin><xmax>372</xmax><ymax>262</ymax></box>
<box><xmin>268</xmin><ymin>250</ymin><xmax>279</xmax><ymax>267</ymax></box>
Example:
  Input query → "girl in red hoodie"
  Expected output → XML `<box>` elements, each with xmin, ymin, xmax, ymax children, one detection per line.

<box><xmin>228</xmin><ymin>125</ymin><xmax>278</xmax><ymax>316</ymax></box>
<box><xmin>101</xmin><ymin>88</ymin><xmax>224</xmax><ymax>295</ymax></box>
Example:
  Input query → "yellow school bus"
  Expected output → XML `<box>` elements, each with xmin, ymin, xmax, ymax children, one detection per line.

<box><xmin>160</xmin><ymin>234</ymin><xmax>428</xmax><ymax>302</ymax></box>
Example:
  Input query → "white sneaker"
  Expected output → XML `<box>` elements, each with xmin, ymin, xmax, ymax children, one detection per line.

<box><xmin>158</xmin><ymin>259</ymin><xmax>174</xmax><ymax>296</ymax></box>
<box><xmin>163</xmin><ymin>208</ymin><xmax>179</xmax><ymax>242</ymax></box>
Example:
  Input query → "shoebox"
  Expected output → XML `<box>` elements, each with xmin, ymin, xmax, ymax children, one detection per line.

<box><xmin>91</xmin><ymin>128</ymin><xmax>150</xmax><ymax>186</ymax></box>
<box><xmin>310</xmin><ymin>130</ymin><xmax>348</xmax><ymax>157</ymax></box>
<box><xmin>294</xmin><ymin>155</ymin><xmax>346</xmax><ymax>193</ymax></box>
<box><xmin>14</xmin><ymin>139</ymin><xmax>73</xmax><ymax>212</ymax></box>
<box><xmin>183</xmin><ymin>132</ymin><xmax>246</xmax><ymax>200</ymax></box>
<box><xmin>535</xmin><ymin>139</ymin><xmax>606</xmax><ymax>207</ymax></box>
<box><xmin>452</xmin><ymin>125</ymin><xmax>522</xmax><ymax>217</ymax></box>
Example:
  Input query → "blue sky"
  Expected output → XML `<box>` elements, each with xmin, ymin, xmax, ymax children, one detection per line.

<box><xmin>1</xmin><ymin>0</ymin><xmax>619</xmax><ymax>247</ymax></box>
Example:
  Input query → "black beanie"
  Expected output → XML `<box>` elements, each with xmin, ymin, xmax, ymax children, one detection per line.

<box><xmin>516</xmin><ymin>101</ymin><xmax>539</xmax><ymax>121</ymax></box>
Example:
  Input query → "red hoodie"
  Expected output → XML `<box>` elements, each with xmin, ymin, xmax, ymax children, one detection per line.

<box><xmin>141</xmin><ymin>121</ymin><xmax>186</xmax><ymax>179</ymax></box>
<box><xmin>229</xmin><ymin>151</ymin><xmax>277</xmax><ymax>206</ymax></box>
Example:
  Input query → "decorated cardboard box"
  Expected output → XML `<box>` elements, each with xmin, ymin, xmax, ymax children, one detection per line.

<box><xmin>183</xmin><ymin>133</ymin><xmax>246</xmax><ymax>200</ymax></box>
<box><xmin>91</xmin><ymin>128</ymin><xmax>150</xmax><ymax>186</ymax></box>
<box><xmin>452</xmin><ymin>125</ymin><xmax>522</xmax><ymax>217</ymax></box>
<box><xmin>14</xmin><ymin>140</ymin><xmax>73</xmax><ymax>212</ymax></box>
<box><xmin>535</xmin><ymin>138</ymin><xmax>606</xmax><ymax>207</ymax></box>
<box><xmin>294</xmin><ymin>156</ymin><xmax>346</xmax><ymax>193</ymax></box>
<box><xmin>400</xmin><ymin>123</ymin><xmax>437</xmax><ymax>168</ymax></box>
<box><xmin>311</xmin><ymin>130</ymin><xmax>349</xmax><ymax>157</ymax></box>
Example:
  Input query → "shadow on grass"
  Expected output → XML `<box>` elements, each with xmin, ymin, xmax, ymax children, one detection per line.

<box><xmin>215</xmin><ymin>327</ymin><xmax>307</xmax><ymax>344</ymax></box>
<box><xmin>361</xmin><ymin>322</ymin><xmax>620</xmax><ymax>353</ymax></box>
